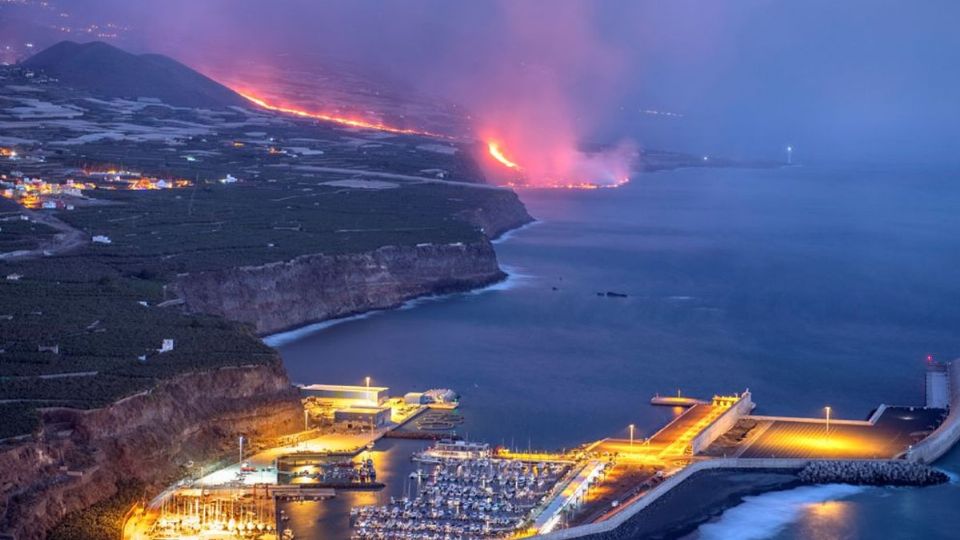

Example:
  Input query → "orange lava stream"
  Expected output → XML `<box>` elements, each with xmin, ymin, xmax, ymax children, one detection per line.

<box><xmin>487</xmin><ymin>141</ymin><xmax>629</xmax><ymax>190</ymax></box>
<box><xmin>236</xmin><ymin>88</ymin><xmax>629</xmax><ymax>190</ymax></box>
<box><xmin>503</xmin><ymin>178</ymin><xmax>630</xmax><ymax>190</ymax></box>
<box><xmin>487</xmin><ymin>141</ymin><xmax>520</xmax><ymax>169</ymax></box>
<box><xmin>237</xmin><ymin>90</ymin><xmax>445</xmax><ymax>137</ymax></box>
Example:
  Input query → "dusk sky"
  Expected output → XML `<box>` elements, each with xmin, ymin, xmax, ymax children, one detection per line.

<box><xmin>4</xmin><ymin>2</ymin><xmax>960</xmax><ymax>538</ymax></box>
<box><xmin>60</xmin><ymin>0</ymin><xmax>960</xmax><ymax>165</ymax></box>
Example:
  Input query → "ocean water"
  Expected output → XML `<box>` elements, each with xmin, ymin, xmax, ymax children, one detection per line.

<box><xmin>277</xmin><ymin>165</ymin><xmax>960</xmax><ymax>538</ymax></box>
<box><xmin>688</xmin><ymin>445</ymin><xmax>960</xmax><ymax>540</ymax></box>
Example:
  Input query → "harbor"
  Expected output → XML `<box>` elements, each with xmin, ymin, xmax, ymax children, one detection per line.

<box><xmin>124</xmin><ymin>359</ymin><xmax>960</xmax><ymax>540</ymax></box>
<box><xmin>350</xmin><ymin>442</ymin><xmax>577</xmax><ymax>539</ymax></box>
<box><xmin>124</xmin><ymin>382</ymin><xmax>460</xmax><ymax>540</ymax></box>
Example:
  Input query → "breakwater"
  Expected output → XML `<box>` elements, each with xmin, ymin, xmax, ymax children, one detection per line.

<box><xmin>798</xmin><ymin>460</ymin><xmax>948</xmax><ymax>486</ymax></box>
<box><xmin>533</xmin><ymin>457</ymin><xmax>950</xmax><ymax>540</ymax></box>
<box><xmin>906</xmin><ymin>360</ymin><xmax>960</xmax><ymax>463</ymax></box>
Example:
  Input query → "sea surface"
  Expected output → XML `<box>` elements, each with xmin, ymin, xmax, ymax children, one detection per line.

<box><xmin>276</xmin><ymin>165</ymin><xmax>960</xmax><ymax>539</ymax></box>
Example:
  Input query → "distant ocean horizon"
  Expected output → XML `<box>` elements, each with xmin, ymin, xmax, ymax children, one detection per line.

<box><xmin>278</xmin><ymin>165</ymin><xmax>960</xmax><ymax>539</ymax></box>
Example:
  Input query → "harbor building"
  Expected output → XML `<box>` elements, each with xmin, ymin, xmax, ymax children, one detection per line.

<box><xmin>334</xmin><ymin>406</ymin><xmax>391</xmax><ymax>428</ymax></box>
<box><xmin>300</xmin><ymin>383</ymin><xmax>389</xmax><ymax>407</ymax></box>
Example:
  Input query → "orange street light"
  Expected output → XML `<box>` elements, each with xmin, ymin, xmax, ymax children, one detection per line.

<box><xmin>629</xmin><ymin>424</ymin><xmax>636</xmax><ymax>446</ymax></box>
<box><xmin>825</xmin><ymin>406</ymin><xmax>832</xmax><ymax>434</ymax></box>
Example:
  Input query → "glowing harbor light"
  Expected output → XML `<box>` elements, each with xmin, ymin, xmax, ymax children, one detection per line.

<box><xmin>629</xmin><ymin>424</ymin><xmax>635</xmax><ymax>446</ymax></box>
<box><xmin>825</xmin><ymin>406</ymin><xmax>832</xmax><ymax>434</ymax></box>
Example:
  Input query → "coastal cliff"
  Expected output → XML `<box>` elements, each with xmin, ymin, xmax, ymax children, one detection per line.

<box><xmin>0</xmin><ymin>359</ymin><xmax>302</xmax><ymax>540</ymax></box>
<box><xmin>174</xmin><ymin>240</ymin><xmax>508</xmax><ymax>335</ymax></box>
<box><xmin>456</xmin><ymin>190</ymin><xmax>535</xmax><ymax>240</ymax></box>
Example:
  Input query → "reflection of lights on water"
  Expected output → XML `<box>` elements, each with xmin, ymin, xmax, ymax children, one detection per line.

<box><xmin>802</xmin><ymin>498</ymin><xmax>854</xmax><ymax>534</ymax></box>
<box><xmin>806</xmin><ymin>499</ymin><xmax>849</xmax><ymax>519</ymax></box>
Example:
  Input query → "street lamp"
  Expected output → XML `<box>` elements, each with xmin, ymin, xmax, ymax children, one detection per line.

<box><xmin>365</xmin><ymin>376</ymin><xmax>371</xmax><ymax>388</ymax></box>
<box><xmin>824</xmin><ymin>406</ymin><xmax>831</xmax><ymax>434</ymax></box>
<box><xmin>629</xmin><ymin>424</ymin><xmax>635</xmax><ymax>446</ymax></box>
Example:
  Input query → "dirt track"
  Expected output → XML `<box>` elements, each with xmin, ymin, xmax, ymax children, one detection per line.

<box><xmin>0</xmin><ymin>209</ymin><xmax>87</xmax><ymax>261</ymax></box>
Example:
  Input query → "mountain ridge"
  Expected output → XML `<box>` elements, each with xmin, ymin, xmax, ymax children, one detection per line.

<box><xmin>21</xmin><ymin>40</ymin><xmax>248</xmax><ymax>108</ymax></box>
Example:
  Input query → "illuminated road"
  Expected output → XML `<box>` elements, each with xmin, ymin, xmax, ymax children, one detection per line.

<box><xmin>573</xmin><ymin>404</ymin><xmax>728</xmax><ymax>524</ymax></box>
<box><xmin>595</xmin><ymin>404</ymin><xmax>722</xmax><ymax>461</ymax></box>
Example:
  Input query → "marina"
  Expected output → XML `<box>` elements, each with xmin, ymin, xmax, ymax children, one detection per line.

<box><xmin>350</xmin><ymin>445</ymin><xmax>578</xmax><ymax>539</ymax></box>
<box><xmin>124</xmin><ymin>358</ymin><xmax>959</xmax><ymax>540</ymax></box>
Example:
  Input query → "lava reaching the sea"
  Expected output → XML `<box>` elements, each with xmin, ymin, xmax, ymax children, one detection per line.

<box><xmin>235</xmin><ymin>87</ymin><xmax>634</xmax><ymax>190</ymax></box>
<box><xmin>487</xmin><ymin>142</ymin><xmax>520</xmax><ymax>170</ymax></box>
<box><xmin>482</xmin><ymin>138</ymin><xmax>633</xmax><ymax>190</ymax></box>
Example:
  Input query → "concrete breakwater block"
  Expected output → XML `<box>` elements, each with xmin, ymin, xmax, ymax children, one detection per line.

<box><xmin>798</xmin><ymin>460</ymin><xmax>948</xmax><ymax>487</ymax></box>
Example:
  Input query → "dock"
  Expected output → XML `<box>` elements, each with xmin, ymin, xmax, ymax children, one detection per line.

<box><xmin>533</xmin><ymin>360</ymin><xmax>960</xmax><ymax>540</ymax></box>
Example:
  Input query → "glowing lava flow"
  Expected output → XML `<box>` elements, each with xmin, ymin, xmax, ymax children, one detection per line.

<box><xmin>487</xmin><ymin>141</ymin><xmax>520</xmax><ymax>170</ymax></box>
<box><xmin>486</xmin><ymin>140</ymin><xmax>630</xmax><ymax>189</ymax></box>
<box><xmin>237</xmin><ymin>90</ymin><xmax>446</xmax><ymax>137</ymax></box>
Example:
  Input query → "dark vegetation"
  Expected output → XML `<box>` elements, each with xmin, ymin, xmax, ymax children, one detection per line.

<box><xmin>56</xmin><ymin>181</ymin><xmax>494</xmax><ymax>275</ymax></box>
<box><xmin>0</xmin><ymin>51</ymin><xmax>527</xmax><ymax>439</ymax></box>
<box><xmin>47</xmin><ymin>480</ymin><xmax>145</xmax><ymax>540</ymax></box>
<box><xmin>0</xmin><ymin>213</ymin><xmax>59</xmax><ymax>252</ymax></box>
<box><xmin>0</xmin><ymin>403</ymin><xmax>39</xmax><ymax>440</ymax></box>
<box><xmin>0</xmin><ymin>263</ymin><xmax>277</xmax><ymax>438</ymax></box>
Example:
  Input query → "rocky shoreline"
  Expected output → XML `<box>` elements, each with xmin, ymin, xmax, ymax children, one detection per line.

<box><xmin>175</xmin><ymin>188</ymin><xmax>533</xmax><ymax>335</ymax></box>
<box><xmin>175</xmin><ymin>240</ymin><xmax>509</xmax><ymax>335</ymax></box>
<box><xmin>0</xmin><ymin>359</ymin><xmax>302</xmax><ymax>540</ymax></box>
<box><xmin>0</xmin><ymin>191</ymin><xmax>533</xmax><ymax>539</ymax></box>
<box><xmin>583</xmin><ymin>469</ymin><xmax>802</xmax><ymax>540</ymax></box>
<box><xmin>575</xmin><ymin>460</ymin><xmax>949</xmax><ymax>540</ymax></box>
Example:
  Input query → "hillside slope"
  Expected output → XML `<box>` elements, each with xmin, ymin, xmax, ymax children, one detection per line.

<box><xmin>21</xmin><ymin>40</ymin><xmax>247</xmax><ymax>108</ymax></box>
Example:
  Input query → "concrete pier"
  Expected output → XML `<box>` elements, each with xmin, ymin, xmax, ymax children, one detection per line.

<box><xmin>534</xmin><ymin>361</ymin><xmax>958</xmax><ymax>540</ymax></box>
<box><xmin>906</xmin><ymin>359</ymin><xmax>960</xmax><ymax>463</ymax></box>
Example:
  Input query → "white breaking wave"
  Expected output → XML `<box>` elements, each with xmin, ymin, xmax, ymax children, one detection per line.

<box><xmin>262</xmin><ymin>311</ymin><xmax>377</xmax><ymax>347</ymax></box>
<box><xmin>262</xmin><ymin>265</ymin><xmax>533</xmax><ymax>347</ymax></box>
<box><xmin>941</xmin><ymin>468</ymin><xmax>960</xmax><ymax>483</ymax></box>
<box><xmin>694</xmin><ymin>484</ymin><xmax>866</xmax><ymax>540</ymax></box>
<box><xmin>491</xmin><ymin>220</ymin><xmax>541</xmax><ymax>244</ymax></box>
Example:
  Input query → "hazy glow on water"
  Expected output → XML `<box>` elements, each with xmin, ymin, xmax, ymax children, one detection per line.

<box><xmin>278</xmin><ymin>166</ymin><xmax>960</xmax><ymax>538</ymax></box>
<box><xmin>691</xmin><ymin>484</ymin><xmax>865</xmax><ymax>540</ymax></box>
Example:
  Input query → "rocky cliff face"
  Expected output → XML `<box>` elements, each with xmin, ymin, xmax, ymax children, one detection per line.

<box><xmin>456</xmin><ymin>190</ymin><xmax>534</xmax><ymax>240</ymax></box>
<box><xmin>0</xmin><ymin>189</ymin><xmax>533</xmax><ymax>538</ymax></box>
<box><xmin>175</xmin><ymin>240</ymin><xmax>507</xmax><ymax>335</ymax></box>
<box><xmin>0</xmin><ymin>359</ymin><xmax>302</xmax><ymax>540</ymax></box>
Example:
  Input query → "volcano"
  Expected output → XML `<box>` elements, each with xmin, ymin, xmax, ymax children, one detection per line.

<box><xmin>21</xmin><ymin>41</ymin><xmax>248</xmax><ymax>109</ymax></box>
